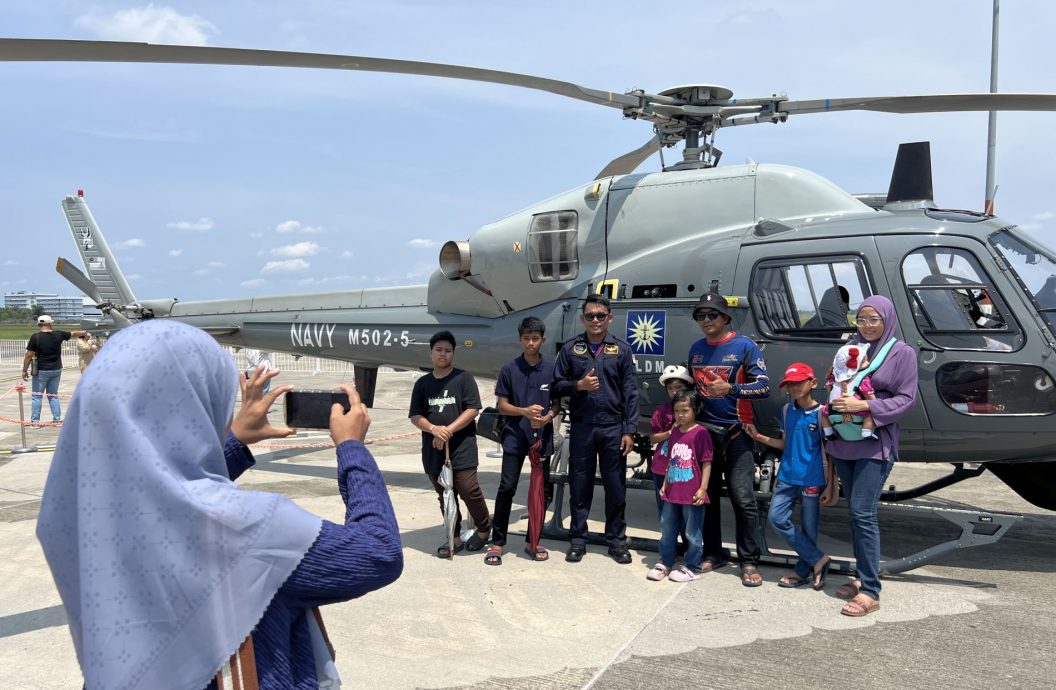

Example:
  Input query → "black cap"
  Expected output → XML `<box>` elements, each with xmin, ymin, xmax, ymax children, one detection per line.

<box><xmin>693</xmin><ymin>293</ymin><xmax>732</xmax><ymax>319</ymax></box>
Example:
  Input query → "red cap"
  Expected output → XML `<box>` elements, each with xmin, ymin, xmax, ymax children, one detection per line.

<box><xmin>779</xmin><ymin>362</ymin><xmax>815</xmax><ymax>387</ymax></box>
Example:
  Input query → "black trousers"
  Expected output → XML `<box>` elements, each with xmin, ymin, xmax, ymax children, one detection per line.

<box><xmin>702</xmin><ymin>431</ymin><xmax>762</xmax><ymax>565</ymax></box>
<box><xmin>490</xmin><ymin>451</ymin><xmax>552</xmax><ymax>546</ymax></box>
<box><xmin>428</xmin><ymin>466</ymin><xmax>492</xmax><ymax>537</ymax></box>
<box><xmin>568</xmin><ymin>422</ymin><xmax>627</xmax><ymax>547</ymax></box>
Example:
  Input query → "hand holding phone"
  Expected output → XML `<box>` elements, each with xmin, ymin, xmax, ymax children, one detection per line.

<box><xmin>328</xmin><ymin>384</ymin><xmax>370</xmax><ymax>445</ymax></box>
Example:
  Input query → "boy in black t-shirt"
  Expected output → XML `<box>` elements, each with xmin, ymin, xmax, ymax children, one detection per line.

<box><xmin>409</xmin><ymin>331</ymin><xmax>492</xmax><ymax>557</ymax></box>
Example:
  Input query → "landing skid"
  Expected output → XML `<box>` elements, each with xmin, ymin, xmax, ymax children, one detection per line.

<box><xmin>533</xmin><ymin>471</ymin><xmax>1022</xmax><ymax>575</ymax></box>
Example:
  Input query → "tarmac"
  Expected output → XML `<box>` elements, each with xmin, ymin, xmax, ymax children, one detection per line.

<box><xmin>0</xmin><ymin>363</ymin><xmax>1053</xmax><ymax>689</ymax></box>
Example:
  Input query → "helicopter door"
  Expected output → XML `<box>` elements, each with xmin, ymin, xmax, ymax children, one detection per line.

<box><xmin>874</xmin><ymin>235</ymin><xmax>1055</xmax><ymax>459</ymax></box>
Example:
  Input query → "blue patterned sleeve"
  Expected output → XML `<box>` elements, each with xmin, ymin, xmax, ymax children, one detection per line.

<box><xmin>223</xmin><ymin>432</ymin><xmax>256</xmax><ymax>480</ymax></box>
<box><xmin>278</xmin><ymin>440</ymin><xmax>403</xmax><ymax>606</ymax></box>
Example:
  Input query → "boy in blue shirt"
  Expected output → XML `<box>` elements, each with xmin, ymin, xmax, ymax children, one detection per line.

<box><xmin>745</xmin><ymin>363</ymin><xmax>834</xmax><ymax>590</ymax></box>
<box><xmin>486</xmin><ymin>317</ymin><xmax>559</xmax><ymax>565</ymax></box>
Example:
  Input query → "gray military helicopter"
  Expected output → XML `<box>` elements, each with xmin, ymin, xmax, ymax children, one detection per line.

<box><xmin>4</xmin><ymin>40</ymin><xmax>1055</xmax><ymax>533</ymax></box>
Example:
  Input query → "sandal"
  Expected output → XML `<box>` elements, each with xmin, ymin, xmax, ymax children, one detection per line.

<box><xmin>835</xmin><ymin>580</ymin><xmax>861</xmax><ymax>600</ymax></box>
<box><xmin>436</xmin><ymin>542</ymin><xmax>465</xmax><ymax>559</ymax></box>
<box><xmin>777</xmin><ymin>573</ymin><xmax>810</xmax><ymax>588</ymax></box>
<box><xmin>484</xmin><ymin>546</ymin><xmax>503</xmax><ymax>566</ymax></box>
<box><xmin>647</xmin><ymin>563</ymin><xmax>669</xmax><ymax>581</ymax></box>
<box><xmin>812</xmin><ymin>555</ymin><xmax>831</xmax><ymax>591</ymax></box>
<box><xmin>465</xmin><ymin>531</ymin><xmax>489</xmax><ymax>552</ymax></box>
<box><xmin>699</xmin><ymin>557</ymin><xmax>729</xmax><ymax>573</ymax></box>
<box><xmin>523</xmin><ymin>546</ymin><xmax>549</xmax><ymax>562</ymax></box>
<box><xmin>841</xmin><ymin>594</ymin><xmax>880</xmax><ymax>617</ymax></box>
<box><xmin>740</xmin><ymin>565</ymin><xmax>763</xmax><ymax>587</ymax></box>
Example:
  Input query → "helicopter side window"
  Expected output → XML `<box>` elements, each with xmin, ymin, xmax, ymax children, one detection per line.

<box><xmin>527</xmin><ymin>211</ymin><xmax>579</xmax><ymax>282</ymax></box>
<box><xmin>902</xmin><ymin>247</ymin><xmax>1022</xmax><ymax>352</ymax></box>
<box><xmin>751</xmin><ymin>258</ymin><xmax>868</xmax><ymax>340</ymax></box>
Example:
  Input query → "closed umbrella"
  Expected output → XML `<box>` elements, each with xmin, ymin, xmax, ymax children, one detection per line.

<box><xmin>526</xmin><ymin>435</ymin><xmax>545</xmax><ymax>555</ymax></box>
<box><xmin>439</xmin><ymin>443</ymin><xmax>458</xmax><ymax>559</ymax></box>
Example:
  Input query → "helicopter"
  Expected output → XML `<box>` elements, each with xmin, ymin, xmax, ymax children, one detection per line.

<box><xmin>3</xmin><ymin>39</ymin><xmax>1055</xmax><ymax>523</ymax></box>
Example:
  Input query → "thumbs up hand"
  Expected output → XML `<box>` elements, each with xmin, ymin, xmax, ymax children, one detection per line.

<box><xmin>703</xmin><ymin>370</ymin><xmax>732</xmax><ymax>398</ymax></box>
<box><xmin>577</xmin><ymin>367</ymin><xmax>600</xmax><ymax>392</ymax></box>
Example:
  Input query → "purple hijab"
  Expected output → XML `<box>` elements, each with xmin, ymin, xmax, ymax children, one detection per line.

<box><xmin>826</xmin><ymin>295</ymin><xmax>919</xmax><ymax>462</ymax></box>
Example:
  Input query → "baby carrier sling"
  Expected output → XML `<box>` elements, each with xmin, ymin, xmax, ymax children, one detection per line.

<box><xmin>828</xmin><ymin>337</ymin><xmax>896</xmax><ymax>442</ymax></box>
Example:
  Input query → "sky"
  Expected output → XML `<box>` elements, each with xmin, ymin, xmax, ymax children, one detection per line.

<box><xmin>2</xmin><ymin>1</ymin><xmax>1055</xmax><ymax>303</ymax></box>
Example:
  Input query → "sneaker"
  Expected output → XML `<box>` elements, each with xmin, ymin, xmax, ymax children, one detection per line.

<box><xmin>669</xmin><ymin>566</ymin><xmax>700</xmax><ymax>583</ymax></box>
<box><xmin>647</xmin><ymin>563</ymin><xmax>669</xmax><ymax>581</ymax></box>
<box><xmin>565</xmin><ymin>545</ymin><xmax>586</xmax><ymax>563</ymax></box>
<box><xmin>608</xmin><ymin>545</ymin><xmax>632</xmax><ymax>565</ymax></box>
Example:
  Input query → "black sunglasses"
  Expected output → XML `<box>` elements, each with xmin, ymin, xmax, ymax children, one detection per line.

<box><xmin>694</xmin><ymin>311</ymin><xmax>724</xmax><ymax>322</ymax></box>
<box><xmin>583</xmin><ymin>312</ymin><xmax>610</xmax><ymax>321</ymax></box>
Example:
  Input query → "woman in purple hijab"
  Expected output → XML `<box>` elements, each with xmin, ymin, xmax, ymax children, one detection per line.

<box><xmin>825</xmin><ymin>295</ymin><xmax>918</xmax><ymax>617</ymax></box>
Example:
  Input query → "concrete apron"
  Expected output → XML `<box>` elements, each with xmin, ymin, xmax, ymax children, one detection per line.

<box><xmin>0</xmin><ymin>436</ymin><xmax>991</xmax><ymax>690</ymax></box>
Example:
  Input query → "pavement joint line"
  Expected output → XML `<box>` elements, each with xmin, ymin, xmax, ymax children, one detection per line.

<box><xmin>580</xmin><ymin>578</ymin><xmax>689</xmax><ymax>690</ymax></box>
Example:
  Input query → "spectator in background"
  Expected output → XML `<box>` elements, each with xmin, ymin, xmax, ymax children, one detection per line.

<box><xmin>21</xmin><ymin>315</ymin><xmax>88</xmax><ymax>426</ymax></box>
<box><xmin>244</xmin><ymin>348</ymin><xmax>274</xmax><ymax>395</ymax></box>
<box><xmin>76</xmin><ymin>333</ymin><xmax>101</xmax><ymax>373</ymax></box>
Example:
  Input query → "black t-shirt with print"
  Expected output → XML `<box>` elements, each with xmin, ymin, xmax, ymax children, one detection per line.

<box><xmin>408</xmin><ymin>368</ymin><xmax>482</xmax><ymax>475</ymax></box>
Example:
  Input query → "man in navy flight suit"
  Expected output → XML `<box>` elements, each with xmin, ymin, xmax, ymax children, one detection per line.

<box><xmin>553</xmin><ymin>294</ymin><xmax>639</xmax><ymax>564</ymax></box>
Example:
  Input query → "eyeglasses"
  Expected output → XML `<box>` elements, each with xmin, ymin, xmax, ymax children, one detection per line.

<box><xmin>857</xmin><ymin>317</ymin><xmax>884</xmax><ymax>326</ymax></box>
<box><xmin>694</xmin><ymin>311</ymin><xmax>723</xmax><ymax>322</ymax></box>
<box><xmin>583</xmin><ymin>312</ymin><xmax>610</xmax><ymax>321</ymax></box>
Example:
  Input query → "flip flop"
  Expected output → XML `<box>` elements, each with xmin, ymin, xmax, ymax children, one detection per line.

<box><xmin>523</xmin><ymin>546</ymin><xmax>549</xmax><ymax>562</ymax></box>
<box><xmin>841</xmin><ymin>595</ymin><xmax>880</xmax><ymax>617</ymax></box>
<box><xmin>465</xmin><ymin>532</ymin><xmax>489</xmax><ymax>552</ymax></box>
<box><xmin>835</xmin><ymin>581</ymin><xmax>861</xmax><ymax>600</ymax></box>
<box><xmin>777</xmin><ymin>573</ymin><xmax>810</xmax><ymax>588</ymax></box>
<box><xmin>484</xmin><ymin>546</ymin><xmax>503</xmax><ymax>566</ymax></box>
<box><xmin>436</xmin><ymin>542</ymin><xmax>464</xmax><ymax>559</ymax></box>
<box><xmin>699</xmin><ymin>557</ymin><xmax>729</xmax><ymax>573</ymax></box>
<box><xmin>740</xmin><ymin>565</ymin><xmax>763</xmax><ymax>587</ymax></box>
<box><xmin>812</xmin><ymin>556</ymin><xmax>831</xmax><ymax>591</ymax></box>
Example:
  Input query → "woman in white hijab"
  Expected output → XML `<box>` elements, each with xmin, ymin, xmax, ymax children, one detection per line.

<box><xmin>37</xmin><ymin>320</ymin><xmax>403</xmax><ymax>689</ymax></box>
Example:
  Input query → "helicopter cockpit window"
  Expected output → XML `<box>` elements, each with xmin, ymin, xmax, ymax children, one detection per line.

<box><xmin>902</xmin><ymin>247</ymin><xmax>1022</xmax><ymax>351</ymax></box>
<box><xmin>752</xmin><ymin>258</ymin><xmax>869</xmax><ymax>339</ymax></box>
<box><xmin>989</xmin><ymin>229</ymin><xmax>1056</xmax><ymax>339</ymax></box>
<box><xmin>527</xmin><ymin>211</ymin><xmax>579</xmax><ymax>282</ymax></box>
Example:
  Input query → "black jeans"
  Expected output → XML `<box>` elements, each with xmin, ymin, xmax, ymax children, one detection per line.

<box><xmin>490</xmin><ymin>451</ymin><xmax>552</xmax><ymax>546</ymax></box>
<box><xmin>568</xmin><ymin>423</ymin><xmax>627</xmax><ymax>547</ymax></box>
<box><xmin>703</xmin><ymin>431</ymin><xmax>762</xmax><ymax>565</ymax></box>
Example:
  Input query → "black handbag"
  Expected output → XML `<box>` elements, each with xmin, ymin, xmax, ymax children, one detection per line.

<box><xmin>476</xmin><ymin>406</ymin><xmax>507</xmax><ymax>444</ymax></box>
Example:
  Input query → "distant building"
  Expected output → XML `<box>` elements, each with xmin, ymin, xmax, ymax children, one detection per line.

<box><xmin>4</xmin><ymin>291</ymin><xmax>85</xmax><ymax>321</ymax></box>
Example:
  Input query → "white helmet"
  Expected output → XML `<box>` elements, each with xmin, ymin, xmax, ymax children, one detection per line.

<box><xmin>659</xmin><ymin>364</ymin><xmax>694</xmax><ymax>386</ymax></box>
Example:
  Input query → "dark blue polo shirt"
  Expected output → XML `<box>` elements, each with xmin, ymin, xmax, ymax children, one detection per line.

<box><xmin>553</xmin><ymin>331</ymin><xmax>639</xmax><ymax>434</ymax></box>
<box><xmin>496</xmin><ymin>354</ymin><xmax>555</xmax><ymax>456</ymax></box>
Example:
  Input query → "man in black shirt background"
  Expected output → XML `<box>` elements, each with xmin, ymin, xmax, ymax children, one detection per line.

<box><xmin>21</xmin><ymin>315</ymin><xmax>88</xmax><ymax>426</ymax></box>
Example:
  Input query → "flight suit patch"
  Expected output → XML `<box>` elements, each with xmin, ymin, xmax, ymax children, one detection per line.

<box><xmin>572</xmin><ymin>343</ymin><xmax>588</xmax><ymax>356</ymax></box>
<box><xmin>603</xmin><ymin>344</ymin><xmax>619</xmax><ymax>355</ymax></box>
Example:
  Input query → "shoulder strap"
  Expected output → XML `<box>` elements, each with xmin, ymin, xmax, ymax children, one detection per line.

<box><xmin>851</xmin><ymin>337</ymin><xmax>897</xmax><ymax>389</ymax></box>
<box><xmin>781</xmin><ymin>403</ymin><xmax>790</xmax><ymax>434</ymax></box>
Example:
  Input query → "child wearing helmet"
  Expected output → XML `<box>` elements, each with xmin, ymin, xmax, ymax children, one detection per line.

<box><xmin>822</xmin><ymin>343</ymin><xmax>877</xmax><ymax>440</ymax></box>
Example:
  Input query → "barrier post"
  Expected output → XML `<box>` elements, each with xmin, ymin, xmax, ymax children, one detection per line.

<box><xmin>11</xmin><ymin>384</ymin><xmax>38</xmax><ymax>454</ymax></box>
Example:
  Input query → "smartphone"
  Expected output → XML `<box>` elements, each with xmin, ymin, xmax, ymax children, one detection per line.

<box><xmin>284</xmin><ymin>390</ymin><xmax>351</xmax><ymax>429</ymax></box>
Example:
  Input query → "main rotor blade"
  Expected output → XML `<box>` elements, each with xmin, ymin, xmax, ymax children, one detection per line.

<box><xmin>594</xmin><ymin>135</ymin><xmax>663</xmax><ymax>179</ymax></box>
<box><xmin>0</xmin><ymin>39</ymin><xmax>640</xmax><ymax>111</ymax></box>
<box><xmin>780</xmin><ymin>93</ymin><xmax>1056</xmax><ymax>116</ymax></box>
<box><xmin>56</xmin><ymin>257</ymin><xmax>102</xmax><ymax>303</ymax></box>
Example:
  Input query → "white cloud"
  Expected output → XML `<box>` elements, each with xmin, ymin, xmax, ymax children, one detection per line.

<box><xmin>206</xmin><ymin>261</ymin><xmax>226</xmax><ymax>268</ymax></box>
<box><xmin>276</xmin><ymin>220</ymin><xmax>323</xmax><ymax>234</ymax></box>
<box><xmin>190</xmin><ymin>268</ymin><xmax>210</xmax><ymax>277</ymax></box>
<box><xmin>341</xmin><ymin>251</ymin><xmax>354</xmax><ymax>258</ymax></box>
<box><xmin>297</xmin><ymin>275</ymin><xmax>356</xmax><ymax>286</ymax></box>
<box><xmin>75</xmin><ymin>4</ymin><xmax>218</xmax><ymax>45</ymax></box>
<box><xmin>117</xmin><ymin>238</ymin><xmax>145</xmax><ymax>248</ymax></box>
<box><xmin>167</xmin><ymin>249</ymin><xmax>183</xmax><ymax>257</ymax></box>
<box><xmin>1031</xmin><ymin>211</ymin><xmax>1054</xmax><ymax>222</ymax></box>
<box><xmin>270</xmin><ymin>241</ymin><xmax>320</xmax><ymax>258</ymax></box>
<box><xmin>167</xmin><ymin>217</ymin><xmax>215</xmax><ymax>232</ymax></box>
<box><xmin>407</xmin><ymin>238</ymin><xmax>437</xmax><ymax>249</ymax></box>
<box><xmin>262</xmin><ymin>259</ymin><xmax>310</xmax><ymax>273</ymax></box>
<box><xmin>3</xmin><ymin>260</ymin><xmax>17</xmax><ymax>266</ymax></box>
<box><xmin>249</xmin><ymin>231</ymin><xmax>263</xmax><ymax>239</ymax></box>
<box><xmin>1017</xmin><ymin>223</ymin><xmax>1042</xmax><ymax>232</ymax></box>
<box><xmin>241</xmin><ymin>278</ymin><xmax>266</xmax><ymax>288</ymax></box>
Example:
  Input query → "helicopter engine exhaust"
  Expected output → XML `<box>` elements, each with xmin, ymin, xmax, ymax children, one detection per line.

<box><xmin>885</xmin><ymin>141</ymin><xmax>935</xmax><ymax>209</ymax></box>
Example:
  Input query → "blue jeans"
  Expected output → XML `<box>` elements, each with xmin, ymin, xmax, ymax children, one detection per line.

<box><xmin>660</xmin><ymin>501</ymin><xmax>705</xmax><ymax>571</ymax></box>
<box><xmin>652</xmin><ymin>472</ymin><xmax>688</xmax><ymax>546</ymax></box>
<box><xmin>834</xmin><ymin>457</ymin><xmax>893</xmax><ymax>600</ymax></box>
<box><xmin>31</xmin><ymin>368</ymin><xmax>63</xmax><ymax>422</ymax></box>
<box><xmin>768</xmin><ymin>480</ymin><xmax>823</xmax><ymax>578</ymax></box>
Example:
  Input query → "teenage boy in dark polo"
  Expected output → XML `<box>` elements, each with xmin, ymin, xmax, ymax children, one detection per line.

<box><xmin>485</xmin><ymin>316</ymin><xmax>559</xmax><ymax>565</ymax></box>
<box><xmin>553</xmin><ymin>294</ymin><xmax>639</xmax><ymax>564</ymax></box>
<box><xmin>688</xmin><ymin>292</ymin><xmax>771</xmax><ymax>586</ymax></box>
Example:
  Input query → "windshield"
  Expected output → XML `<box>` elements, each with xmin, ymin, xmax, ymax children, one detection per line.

<box><xmin>989</xmin><ymin>229</ymin><xmax>1056</xmax><ymax>337</ymax></box>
